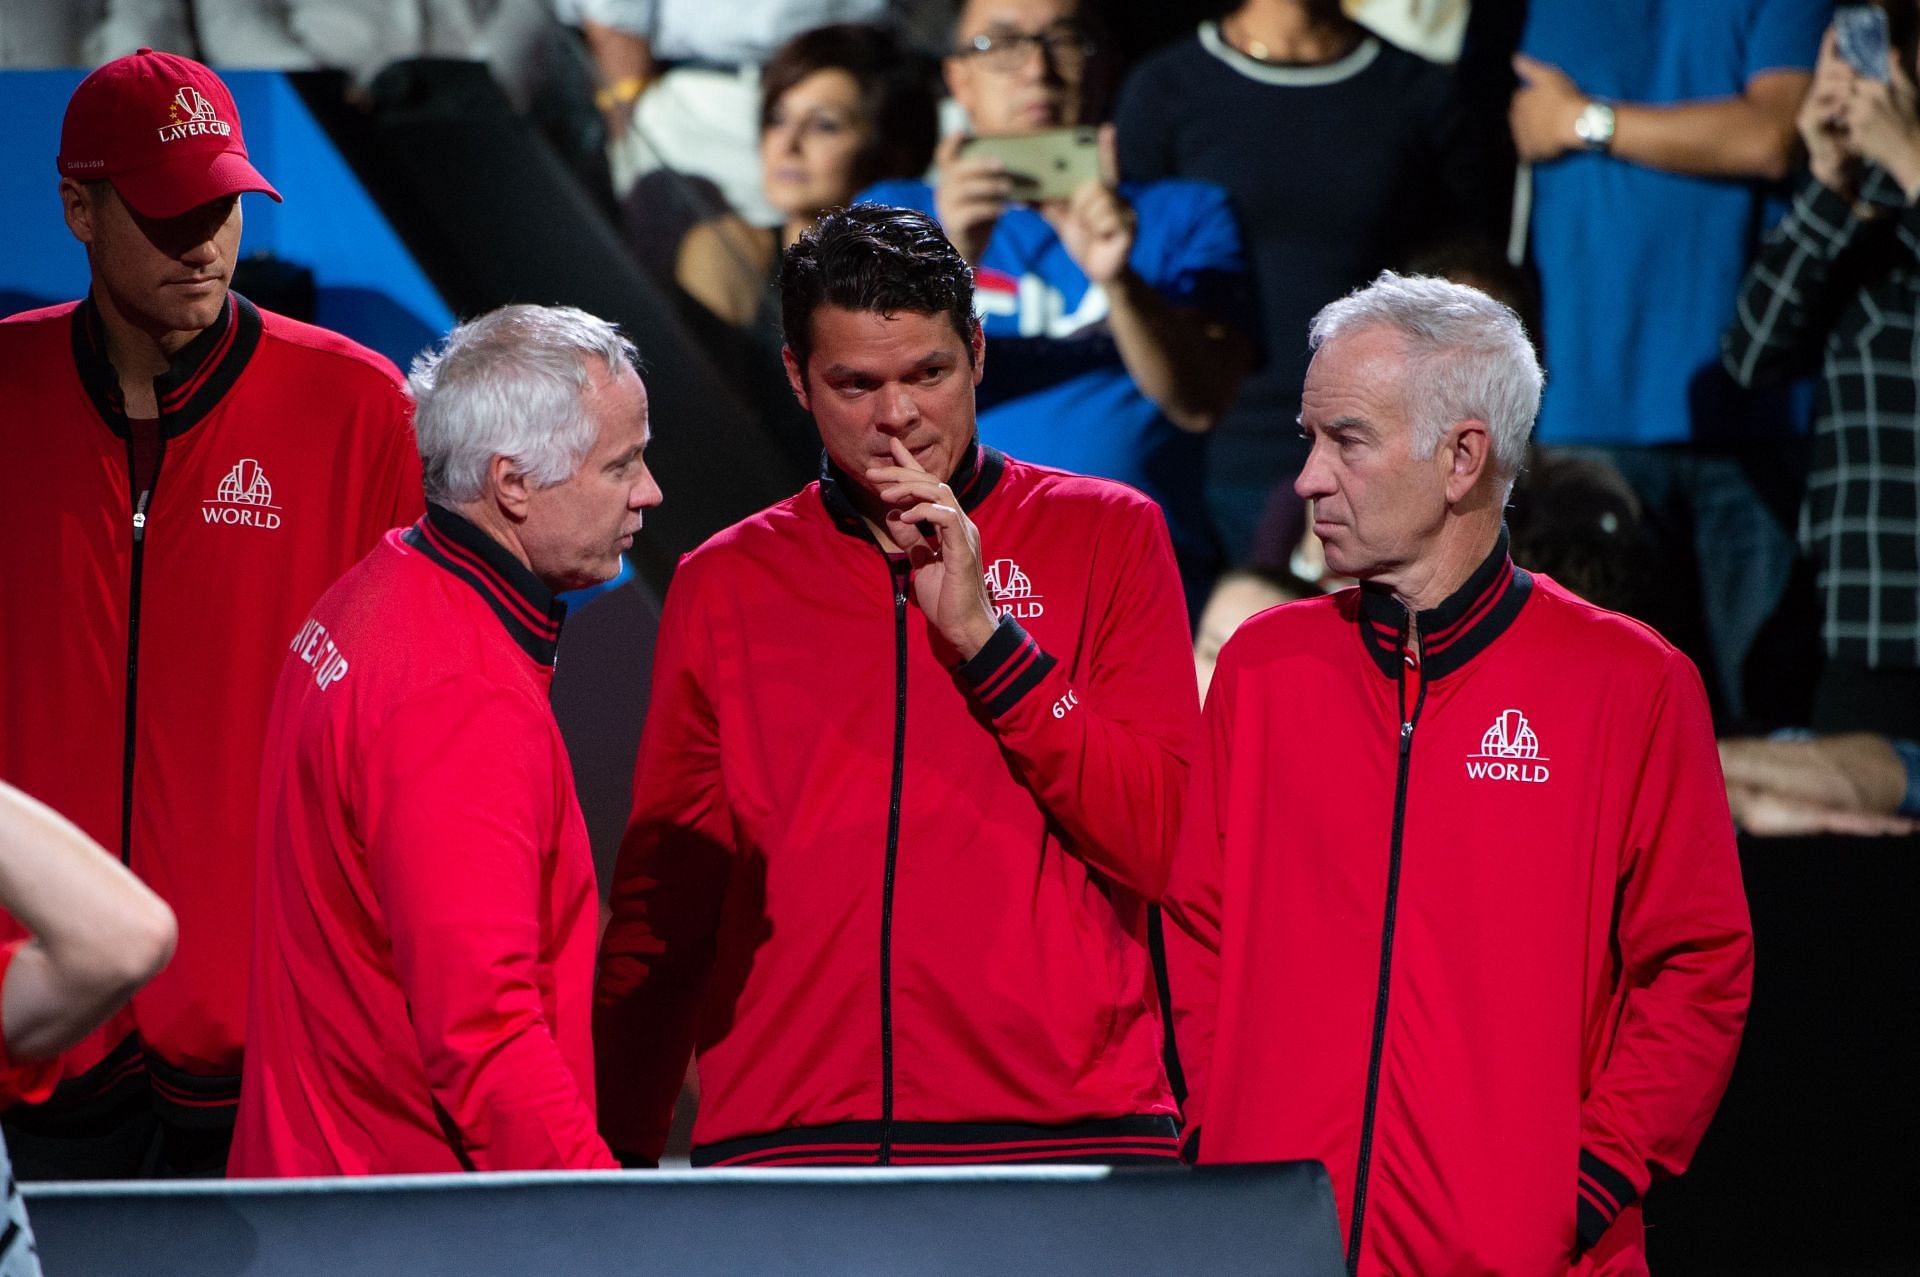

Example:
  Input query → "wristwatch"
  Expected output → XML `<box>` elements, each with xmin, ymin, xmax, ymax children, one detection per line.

<box><xmin>1573</xmin><ymin>100</ymin><xmax>1616</xmax><ymax>153</ymax></box>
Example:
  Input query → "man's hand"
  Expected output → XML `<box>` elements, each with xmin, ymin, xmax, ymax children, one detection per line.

<box><xmin>1720</xmin><ymin>733</ymin><xmax>1917</xmax><ymax>837</ymax></box>
<box><xmin>1050</xmin><ymin>126</ymin><xmax>1137</xmax><ymax>285</ymax></box>
<box><xmin>1802</xmin><ymin>26</ymin><xmax>1861</xmax><ymax>196</ymax></box>
<box><xmin>866</xmin><ymin>437</ymin><xmax>998</xmax><ymax>660</ymax></box>
<box><xmin>934</xmin><ymin>132</ymin><xmax>1012</xmax><ymax>266</ymax></box>
<box><xmin>1510</xmin><ymin>54</ymin><xmax>1586</xmax><ymax>162</ymax></box>
<box><xmin>1845</xmin><ymin>53</ymin><xmax>1920</xmax><ymax>200</ymax></box>
<box><xmin>1727</xmin><ymin>784</ymin><xmax>1918</xmax><ymax>837</ymax></box>
<box><xmin>1054</xmin><ymin>179</ymin><xmax>1138</xmax><ymax>285</ymax></box>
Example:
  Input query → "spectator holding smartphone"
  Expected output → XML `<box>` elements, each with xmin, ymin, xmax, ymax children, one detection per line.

<box><xmin>1723</xmin><ymin>9</ymin><xmax>1920</xmax><ymax>739</ymax></box>
<box><xmin>860</xmin><ymin>0</ymin><xmax>1254</xmax><ymax>616</ymax></box>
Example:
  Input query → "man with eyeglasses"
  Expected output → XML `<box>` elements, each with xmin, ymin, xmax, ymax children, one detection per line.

<box><xmin>860</xmin><ymin>0</ymin><xmax>1254</xmax><ymax>620</ymax></box>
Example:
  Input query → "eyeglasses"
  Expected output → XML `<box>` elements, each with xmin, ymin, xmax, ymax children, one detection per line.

<box><xmin>954</xmin><ymin>26</ymin><xmax>1097</xmax><ymax>73</ymax></box>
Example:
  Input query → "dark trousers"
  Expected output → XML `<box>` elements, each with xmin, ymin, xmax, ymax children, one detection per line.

<box><xmin>2</xmin><ymin>1091</ymin><xmax>232</xmax><ymax>1181</ymax></box>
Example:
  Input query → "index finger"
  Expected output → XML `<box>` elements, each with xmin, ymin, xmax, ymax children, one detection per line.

<box><xmin>889</xmin><ymin>436</ymin><xmax>929</xmax><ymax>474</ymax></box>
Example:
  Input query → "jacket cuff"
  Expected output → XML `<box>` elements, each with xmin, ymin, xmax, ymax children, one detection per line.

<box><xmin>954</xmin><ymin>616</ymin><xmax>1058</xmax><ymax>718</ymax></box>
<box><xmin>1575</xmin><ymin>1149</ymin><xmax>1638</xmax><ymax>1254</ymax></box>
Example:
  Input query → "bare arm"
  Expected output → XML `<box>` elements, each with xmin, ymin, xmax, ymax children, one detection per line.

<box><xmin>1719</xmin><ymin>734</ymin><xmax>1915</xmax><ymax>836</ymax></box>
<box><xmin>1513</xmin><ymin>57</ymin><xmax>1809</xmax><ymax>182</ymax></box>
<box><xmin>580</xmin><ymin>17</ymin><xmax>654</xmax><ymax>86</ymax></box>
<box><xmin>1050</xmin><ymin>134</ymin><xmax>1253</xmax><ymax>434</ymax></box>
<box><xmin>675</xmin><ymin>216</ymin><xmax>774</xmax><ymax>328</ymax></box>
<box><xmin>579</xmin><ymin>19</ymin><xmax>656</xmax><ymax>139</ymax></box>
<box><xmin>0</xmin><ymin>782</ymin><xmax>176</xmax><ymax>1061</ymax></box>
<box><xmin>1103</xmin><ymin>266</ymin><xmax>1253</xmax><ymax>434</ymax></box>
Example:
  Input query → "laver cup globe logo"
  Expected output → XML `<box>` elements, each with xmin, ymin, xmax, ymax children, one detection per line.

<box><xmin>158</xmin><ymin>85</ymin><xmax>232</xmax><ymax>143</ymax></box>
<box><xmin>1466</xmin><ymin>709</ymin><xmax>1551</xmax><ymax>784</ymax></box>
<box><xmin>205</xmin><ymin>459</ymin><xmax>283</xmax><ymax>529</ymax></box>
<box><xmin>217</xmin><ymin>458</ymin><xmax>273</xmax><ymax>504</ymax></box>
<box><xmin>985</xmin><ymin>558</ymin><xmax>1044</xmax><ymax>620</ymax></box>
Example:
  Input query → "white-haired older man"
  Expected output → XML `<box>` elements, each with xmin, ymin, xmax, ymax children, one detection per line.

<box><xmin>1163</xmin><ymin>272</ymin><xmax>1752</xmax><ymax>1275</ymax></box>
<box><xmin>230</xmin><ymin>306</ymin><xmax>659</xmax><ymax>1176</ymax></box>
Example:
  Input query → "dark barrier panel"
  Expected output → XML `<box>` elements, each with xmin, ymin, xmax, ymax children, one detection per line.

<box><xmin>1644</xmin><ymin>832</ymin><xmax>1918</xmax><ymax>1274</ymax></box>
<box><xmin>25</xmin><ymin>1163</ymin><xmax>1343</xmax><ymax>1277</ymax></box>
<box><xmin>549</xmin><ymin>576</ymin><xmax>659</xmax><ymax>887</ymax></box>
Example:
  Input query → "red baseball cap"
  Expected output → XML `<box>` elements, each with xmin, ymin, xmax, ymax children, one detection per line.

<box><xmin>57</xmin><ymin>48</ymin><xmax>283</xmax><ymax>219</ymax></box>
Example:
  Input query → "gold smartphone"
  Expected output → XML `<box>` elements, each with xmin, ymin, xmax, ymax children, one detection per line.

<box><xmin>957</xmin><ymin>127</ymin><xmax>1101</xmax><ymax>201</ymax></box>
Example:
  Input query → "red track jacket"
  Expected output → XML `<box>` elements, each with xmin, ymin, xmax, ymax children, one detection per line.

<box><xmin>230</xmin><ymin>507</ymin><xmax>615</xmax><ymax>1175</ymax></box>
<box><xmin>0</xmin><ymin>296</ymin><xmax>421</xmax><ymax>1132</ymax></box>
<box><xmin>1166</xmin><ymin>536</ymin><xmax>1752</xmax><ymax>1276</ymax></box>
<box><xmin>596</xmin><ymin>447</ymin><xmax>1197</xmax><ymax>1167</ymax></box>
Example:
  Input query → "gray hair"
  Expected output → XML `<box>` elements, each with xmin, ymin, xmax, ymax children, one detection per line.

<box><xmin>1308</xmin><ymin>271</ymin><xmax>1541</xmax><ymax>488</ymax></box>
<box><xmin>408</xmin><ymin>304</ymin><xmax>638</xmax><ymax>506</ymax></box>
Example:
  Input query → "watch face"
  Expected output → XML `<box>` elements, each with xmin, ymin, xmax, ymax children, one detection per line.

<box><xmin>1576</xmin><ymin>103</ymin><xmax>1614</xmax><ymax>148</ymax></box>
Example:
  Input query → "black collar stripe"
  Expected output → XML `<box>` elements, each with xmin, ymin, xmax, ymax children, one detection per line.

<box><xmin>1356</xmin><ymin>528</ymin><xmax>1533</xmax><ymax>679</ymax></box>
<box><xmin>417</xmin><ymin>516</ymin><xmax>558</xmax><ymax>638</ymax></box>
<box><xmin>1421</xmin><ymin>557</ymin><xmax>1512</xmax><ymax>649</ymax></box>
<box><xmin>953</xmin><ymin>444</ymin><xmax>994</xmax><ymax>500</ymax></box>
<box><xmin>1424</xmin><ymin>565</ymin><xmax>1516</xmax><ymax>659</ymax></box>
<box><xmin>404</xmin><ymin>505</ymin><xmax>564</xmax><ymax>667</ymax></box>
<box><xmin>69</xmin><ymin>292</ymin><xmax>262</xmax><ymax>440</ymax></box>
<box><xmin>404</xmin><ymin>522</ymin><xmax>562</xmax><ymax>667</ymax></box>
<box><xmin>157</xmin><ymin>300</ymin><xmax>240</xmax><ymax>409</ymax></box>
<box><xmin>818</xmin><ymin>441</ymin><xmax>1006</xmax><ymax>540</ymax></box>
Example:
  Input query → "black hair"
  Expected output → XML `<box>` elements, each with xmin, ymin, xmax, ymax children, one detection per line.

<box><xmin>779</xmin><ymin>203</ymin><xmax>976</xmax><ymax>373</ymax></box>
<box><xmin>1507</xmin><ymin>448</ymin><xmax>1657</xmax><ymax>619</ymax></box>
<box><xmin>759</xmin><ymin>23</ymin><xmax>940</xmax><ymax>193</ymax></box>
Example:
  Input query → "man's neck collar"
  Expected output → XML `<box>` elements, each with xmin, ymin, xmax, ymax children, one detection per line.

<box><xmin>1356</xmin><ymin>526</ymin><xmax>1532</xmax><ymax>678</ymax></box>
<box><xmin>71</xmin><ymin>291</ymin><xmax>261</xmax><ymax>439</ymax></box>
<box><xmin>403</xmin><ymin>503</ymin><xmax>565</xmax><ymax>669</ymax></box>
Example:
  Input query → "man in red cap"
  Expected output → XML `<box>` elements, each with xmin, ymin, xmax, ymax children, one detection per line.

<box><xmin>0</xmin><ymin>49</ymin><xmax>424</xmax><ymax>1178</ymax></box>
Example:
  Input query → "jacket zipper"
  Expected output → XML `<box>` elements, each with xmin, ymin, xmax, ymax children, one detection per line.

<box><xmin>121</xmin><ymin>434</ymin><xmax>165</xmax><ymax>866</ymax></box>
<box><xmin>1346</xmin><ymin>613</ymin><xmax>1427</xmax><ymax>1274</ymax></box>
<box><xmin>878</xmin><ymin>555</ymin><xmax>910</xmax><ymax>1165</ymax></box>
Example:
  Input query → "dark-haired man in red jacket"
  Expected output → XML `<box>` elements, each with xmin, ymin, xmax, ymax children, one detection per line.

<box><xmin>596</xmin><ymin>204</ymin><xmax>1200</xmax><ymax>1168</ymax></box>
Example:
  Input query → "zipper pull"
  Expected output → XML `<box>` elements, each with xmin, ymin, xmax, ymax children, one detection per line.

<box><xmin>1400</xmin><ymin>719</ymin><xmax>1413</xmax><ymax>755</ymax></box>
<box><xmin>132</xmin><ymin>489</ymin><xmax>152</xmax><ymax>543</ymax></box>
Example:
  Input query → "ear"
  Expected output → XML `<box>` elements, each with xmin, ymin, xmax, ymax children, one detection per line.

<box><xmin>61</xmin><ymin>178</ymin><xmax>96</xmax><ymax>246</ymax></box>
<box><xmin>782</xmin><ymin>345</ymin><xmax>811</xmax><ymax>411</ymax></box>
<box><xmin>490</xmin><ymin>454</ymin><xmax>535</xmax><ymax>521</ymax></box>
<box><xmin>1442</xmin><ymin>419</ymin><xmax>1492</xmax><ymax>505</ymax></box>
<box><xmin>969</xmin><ymin>320</ymin><xmax>986</xmax><ymax>386</ymax></box>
